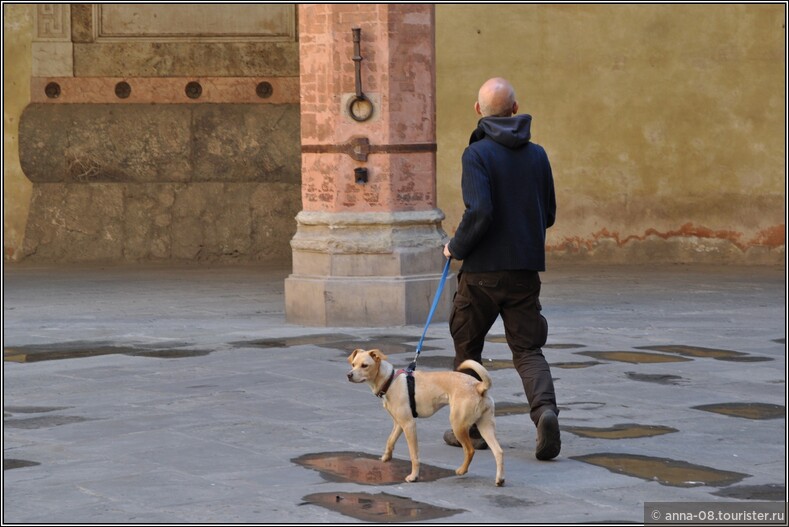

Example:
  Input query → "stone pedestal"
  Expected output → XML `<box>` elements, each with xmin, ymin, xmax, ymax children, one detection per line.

<box><xmin>285</xmin><ymin>4</ymin><xmax>453</xmax><ymax>326</ymax></box>
<box><xmin>286</xmin><ymin>210</ymin><xmax>450</xmax><ymax>326</ymax></box>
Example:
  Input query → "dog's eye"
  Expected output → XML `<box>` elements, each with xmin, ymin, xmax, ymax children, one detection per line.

<box><xmin>361</xmin><ymin>364</ymin><xmax>368</xmax><ymax>368</ymax></box>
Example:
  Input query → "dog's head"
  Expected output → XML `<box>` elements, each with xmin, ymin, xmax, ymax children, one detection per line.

<box><xmin>346</xmin><ymin>348</ymin><xmax>388</xmax><ymax>384</ymax></box>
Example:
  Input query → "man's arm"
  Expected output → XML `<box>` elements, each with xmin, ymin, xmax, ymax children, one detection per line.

<box><xmin>447</xmin><ymin>148</ymin><xmax>493</xmax><ymax>260</ymax></box>
<box><xmin>545</xmin><ymin>153</ymin><xmax>556</xmax><ymax>229</ymax></box>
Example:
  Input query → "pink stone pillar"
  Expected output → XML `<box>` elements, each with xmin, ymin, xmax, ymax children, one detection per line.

<box><xmin>286</xmin><ymin>4</ymin><xmax>452</xmax><ymax>326</ymax></box>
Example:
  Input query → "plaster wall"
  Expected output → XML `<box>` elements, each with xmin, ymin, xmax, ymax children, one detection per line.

<box><xmin>436</xmin><ymin>4</ymin><xmax>785</xmax><ymax>264</ymax></box>
<box><xmin>3</xmin><ymin>4</ymin><xmax>34</xmax><ymax>261</ymax></box>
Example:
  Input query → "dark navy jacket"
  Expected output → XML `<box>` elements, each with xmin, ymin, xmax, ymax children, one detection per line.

<box><xmin>447</xmin><ymin>114</ymin><xmax>556</xmax><ymax>272</ymax></box>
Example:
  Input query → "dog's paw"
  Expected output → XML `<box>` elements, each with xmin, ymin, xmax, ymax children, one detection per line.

<box><xmin>405</xmin><ymin>474</ymin><xmax>419</xmax><ymax>483</ymax></box>
<box><xmin>380</xmin><ymin>453</ymin><xmax>391</xmax><ymax>462</ymax></box>
<box><xmin>455</xmin><ymin>467</ymin><xmax>468</xmax><ymax>476</ymax></box>
<box><xmin>496</xmin><ymin>478</ymin><xmax>505</xmax><ymax>487</ymax></box>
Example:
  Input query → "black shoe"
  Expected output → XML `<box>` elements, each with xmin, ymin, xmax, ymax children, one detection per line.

<box><xmin>535</xmin><ymin>410</ymin><xmax>561</xmax><ymax>460</ymax></box>
<box><xmin>443</xmin><ymin>426</ymin><xmax>488</xmax><ymax>450</ymax></box>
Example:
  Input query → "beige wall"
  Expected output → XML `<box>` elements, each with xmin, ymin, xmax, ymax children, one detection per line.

<box><xmin>436</xmin><ymin>4</ymin><xmax>785</xmax><ymax>264</ymax></box>
<box><xmin>3</xmin><ymin>4</ymin><xmax>34</xmax><ymax>260</ymax></box>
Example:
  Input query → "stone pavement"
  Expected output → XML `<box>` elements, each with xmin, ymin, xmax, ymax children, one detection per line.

<box><xmin>2</xmin><ymin>263</ymin><xmax>786</xmax><ymax>524</ymax></box>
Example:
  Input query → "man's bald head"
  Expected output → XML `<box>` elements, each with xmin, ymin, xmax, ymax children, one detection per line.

<box><xmin>476</xmin><ymin>77</ymin><xmax>518</xmax><ymax>117</ymax></box>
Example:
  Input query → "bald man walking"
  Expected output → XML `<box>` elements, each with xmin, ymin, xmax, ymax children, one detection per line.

<box><xmin>443</xmin><ymin>78</ymin><xmax>560</xmax><ymax>461</ymax></box>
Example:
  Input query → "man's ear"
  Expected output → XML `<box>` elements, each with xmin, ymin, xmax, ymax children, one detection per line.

<box><xmin>512</xmin><ymin>101</ymin><xmax>519</xmax><ymax>115</ymax></box>
<box><xmin>474</xmin><ymin>101</ymin><xmax>482</xmax><ymax>116</ymax></box>
<box><xmin>369</xmin><ymin>349</ymin><xmax>388</xmax><ymax>362</ymax></box>
<box><xmin>348</xmin><ymin>349</ymin><xmax>363</xmax><ymax>364</ymax></box>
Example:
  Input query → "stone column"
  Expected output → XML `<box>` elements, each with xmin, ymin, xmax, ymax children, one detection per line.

<box><xmin>286</xmin><ymin>4</ymin><xmax>452</xmax><ymax>326</ymax></box>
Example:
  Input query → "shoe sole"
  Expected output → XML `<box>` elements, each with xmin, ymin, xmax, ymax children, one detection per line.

<box><xmin>536</xmin><ymin>411</ymin><xmax>561</xmax><ymax>461</ymax></box>
<box><xmin>443</xmin><ymin>430</ymin><xmax>488</xmax><ymax>450</ymax></box>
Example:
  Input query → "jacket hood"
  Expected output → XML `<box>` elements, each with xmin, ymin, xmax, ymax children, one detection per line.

<box><xmin>470</xmin><ymin>114</ymin><xmax>532</xmax><ymax>149</ymax></box>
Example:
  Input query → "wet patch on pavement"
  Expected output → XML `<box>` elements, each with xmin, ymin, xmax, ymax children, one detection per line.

<box><xmin>552</xmin><ymin>361</ymin><xmax>601</xmax><ymax>369</ymax></box>
<box><xmin>486</xmin><ymin>336</ymin><xmax>586</xmax><ymax>349</ymax></box>
<box><xmin>484</xmin><ymin>494</ymin><xmax>534</xmax><ymax>508</ymax></box>
<box><xmin>559</xmin><ymin>401</ymin><xmax>606</xmax><ymax>412</ymax></box>
<box><xmin>625</xmin><ymin>372</ymin><xmax>686</xmax><ymax>385</ymax></box>
<box><xmin>692</xmin><ymin>402</ymin><xmax>785</xmax><ymax>420</ymax></box>
<box><xmin>711</xmin><ymin>483</ymin><xmax>785</xmax><ymax>501</ymax></box>
<box><xmin>563</xmin><ymin>423</ymin><xmax>678</xmax><ymax>439</ymax></box>
<box><xmin>232</xmin><ymin>334</ymin><xmax>443</xmax><ymax>355</ymax></box>
<box><xmin>4</xmin><ymin>415</ymin><xmax>91</xmax><ymax>429</ymax></box>
<box><xmin>4</xmin><ymin>406</ymin><xmax>71</xmax><ymax>414</ymax></box>
<box><xmin>495</xmin><ymin>402</ymin><xmax>531</xmax><ymax>417</ymax></box>
<box><xmin>4</xmin><ymin>342</ymin><xmax>211</xmax><ymax>363</ymax></box>
<box><xmin>571</xmin><ymin>453</ymin><xmax>748</xmax><ymax>487</ymax></box>
<box><xmin>3</xmin><ymin>459</ymin><xmax>40</xmax><ymax>471</ymax></box>
<box><xmin>390</xmin><ymin>355</ymin><xmax>516</xmax><ymax>371</ymax></box>
<box><xmin>291</xmin><ymin>451</ymin><xmax>455</xmax><ymax>485</ymax></box>
<box><xmin>576</xmin><ymin>351</ymin><xmax>692</xmax><ymax>364</ymax></box>
<box><xmin>232</xmin><ymin>334</ymin><xmax>356</xmax><ymax>349</ymax></box>
<box><xmin>413</xmin><ymin>355</ymin><xmax>454</xmax><ymax>369</ymax></box>
<box><xmin>302</xmin><ymin>491</ymin><xmax>463</xmax><ymax>522</ymax></box>
<box><xmin>4</xmin><ymin>405</ymin><xmax>93</xmax><ymax>430</ymax></box>
<box><xmin>636</xmin><ymin>345</ymin><xmax>773</xmax><ymax>362</ymax></box>
<box><xmin>478</xmin><ymin>358</ymin><xmax>514</xmax><ymax>370</ymax></box>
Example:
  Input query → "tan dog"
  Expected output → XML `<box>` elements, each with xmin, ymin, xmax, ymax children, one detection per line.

<box><xmin>346</xmin><ymin>349</ymin><xmax>504</xmax><ymax>486</ymax></box>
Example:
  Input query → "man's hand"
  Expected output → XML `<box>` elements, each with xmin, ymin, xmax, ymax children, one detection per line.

<box><xmin>443</xmin><ymin>243</ymin><xmax>453</xmax><ymax>260</ymax></box>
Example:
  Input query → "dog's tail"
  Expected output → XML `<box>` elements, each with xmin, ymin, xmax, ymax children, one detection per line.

<box><xmin>458</xmin><ymin>360</ymin><xmax>492</xmax><ymax>396</ymax></box>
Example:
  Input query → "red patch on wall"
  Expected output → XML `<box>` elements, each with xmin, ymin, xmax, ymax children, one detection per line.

<box><xmin>549</xmin><ymin>223</ymin><xmax>785</xmax><ymax>253</ymax></box>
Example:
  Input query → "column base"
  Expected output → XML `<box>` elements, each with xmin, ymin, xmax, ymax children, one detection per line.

<box><xmin>284</xmin><ymin>210</ymin><xmax>455</xmax><ymax>327</ymax></box>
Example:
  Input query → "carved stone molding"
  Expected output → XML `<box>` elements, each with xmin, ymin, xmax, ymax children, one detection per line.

<box><xmin>34</xmin><ymin>4</ymin><xmax>71</xmax><ymax>41</ymax></box>
<box><xmin>33</xmin><ymin>4</ymin><xmax>73</xmax><ymax>77</ymax></box>
<box><xmin>72</xmin><ymin>4</ymin><xmax>296</xmax><ymax>43</ymax></box>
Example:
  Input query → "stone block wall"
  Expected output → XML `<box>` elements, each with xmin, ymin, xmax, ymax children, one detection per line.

<box><xmin>13</xmin><ymin>4</ymin><xmax>302</xmax><ymax>264</ymax></box>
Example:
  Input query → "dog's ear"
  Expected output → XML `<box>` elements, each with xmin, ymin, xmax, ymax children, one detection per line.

<box><xmin>369</xmin><ymin>349</ymin><xmax>388</xmax><ymax>362</ymax></box>
<box><xmin>348</xmin><ymin>349</ymin><xmax>363</xmax><ymax>364</ymax></box>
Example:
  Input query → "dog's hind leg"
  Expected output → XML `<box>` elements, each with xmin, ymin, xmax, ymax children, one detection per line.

<box><xmin>476</xmin><ymin>412</ymin><xmax>505</xmax><ymax>486</ymax></box>
<box><xmin>382</xmin><ymin>421</ymin><xmax>402</xmax><ymax>462</ymax></box>
<box><xmin>451</xmin><ymin>421</ymin><xmax>476</xmax><ymax>476</ymax></box>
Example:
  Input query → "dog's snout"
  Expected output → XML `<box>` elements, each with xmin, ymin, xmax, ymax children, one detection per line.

<box><xmin>346</xmin><ymin>371</ymin><xmax>354</xmax><ymax>381</ymax></box>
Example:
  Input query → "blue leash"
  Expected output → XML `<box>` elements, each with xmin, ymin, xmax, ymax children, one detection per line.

<box><xmin>407</xmin><ymin>257</ymin><xmax>452</xmax><ymax>372</ymax></box>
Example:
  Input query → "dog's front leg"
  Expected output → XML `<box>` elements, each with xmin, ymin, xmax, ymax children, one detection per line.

<box><xmin>402</xmin><ymin>421</ymin><xmax>420</xmax><ymax>482</ymax></box>
<box><xmin>382</xmin><ymin>421</ymin><xmax>402</xmax><ymax>462</ymax></box>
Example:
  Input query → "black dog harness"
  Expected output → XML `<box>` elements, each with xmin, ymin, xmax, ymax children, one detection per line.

<box><xmin>375</xmin><ymin>368</ymin><xmax>418</xmax><ymax>418</ymax></box>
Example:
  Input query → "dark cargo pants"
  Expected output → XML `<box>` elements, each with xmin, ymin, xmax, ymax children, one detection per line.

<box><xmin>449</xmin><ymin>269</ymin><xmax>558</xmax><ymax>426</ymax></box>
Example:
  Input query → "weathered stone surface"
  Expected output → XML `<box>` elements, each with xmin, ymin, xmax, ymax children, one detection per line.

<box><xmin>32</xmin><ymin>42</ymin><xmax>73</xmax><ymax>76</ymax></box>
<box><xmin>70</xmin><ymin>4</ymin><xmax>297</xmax><ymax>76</ymax></box>
<box><xmin>21</xmin><ymin>183</ymin><xmax>299</xmax><ymax>263</ymax></box>
<box><xmin>20</xmin><ymin>104</ymin><xmax>299</xmax><ymax>184</ymax></box>
<box><xmin>192</xmin><ymin>105</ymin><xmax>300</xmax><ymax>183</ymax></box>
<box><xmin>18</xmin><ymin>103</ymin><xmax>301</xmax><ymax>263</ymax></box>
<box><xmin>74</xmin><ymin>42</ymin><xmax>299</xmax><ymax>77</ymax></box>
<box><xmin>285</xmin><ymin>269</ymin><xmax>454</xmax><ymax>327</ymax></box>
<box><xmin>22</xmin><ymin>183</ymin><xmax>125</xmax><ymax>262</ymax></box>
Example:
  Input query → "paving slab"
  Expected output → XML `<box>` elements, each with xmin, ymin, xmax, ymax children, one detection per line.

<box><xmin>2</xmin><ymin>263</ymin><xmax>786</xmax><ymax>524</ymax></box>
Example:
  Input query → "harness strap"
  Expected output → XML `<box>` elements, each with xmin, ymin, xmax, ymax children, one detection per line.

<box><xmin>376</xmin><ymin>369</ymin><xmax>418</xmax><ymax>418</ymax></box>
<box><xmin>406</xmin><ymin>371</ymin><xmax>418</xmax><ymax>418</ymax></box>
